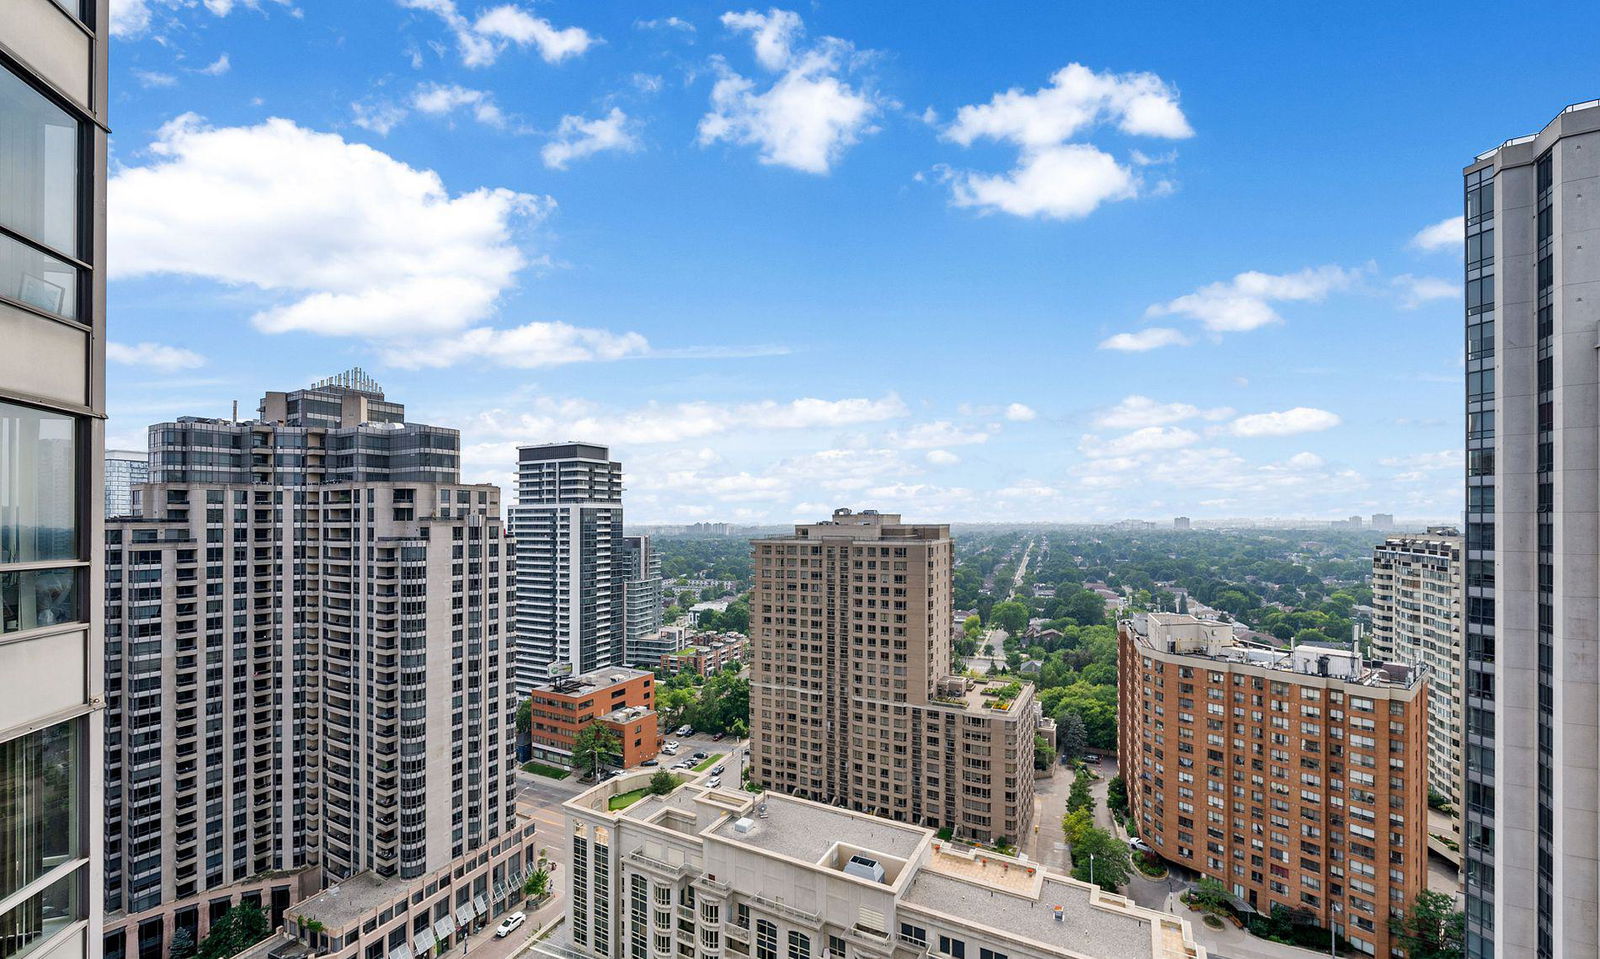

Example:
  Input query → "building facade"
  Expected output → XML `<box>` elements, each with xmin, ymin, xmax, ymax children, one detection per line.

<box><xmin>1465</xmin><ymin>98</ymin><xmax>1600</xmax><ymax>959</ymax></box>
<box><xmin>1369</xmin><ymin>530</ymin><xmax>1464</xmax><ymax>837</ymax></box>
<box><xmin>101</xmin><ymin>379</ymin><xmax>519</xmax><ymax>959</ymax></box>
<box><xmin>621</xmin><ymin>534</ymin><xmax>664</xmax><ymax>664</ymax></box>
<box><xmin>0</xmin><ymin>3</ymin><xmax>109</xmax><ymax>958</ymax></box>
<box><xmin>511</xmin><ymin>443</ymin><xmax>625</xmax><ymax>694</ymax></box>
<box><xmin>750</xmin><ymin>509</ymin><xmax>1043</xmax><ymax>845</ymax></box>
<box><xmin>104</xmin><ymin>449</ymin><xmax>148</xmax><ymax>518</ymax></box>
<box><xmin>660</xmin><ymin>633</ymin><xmax>748</xmax><ymax>676</ymax></box>
<box><xmin>526</xmin><ymin>667</ymin><xmax>662</xmax><ymax>770</ymax></box>
<box><xmin>547</xmin><ymin>773</ymin><xmax>1208</xmax><ymax>959</ymax></box>
<box><xmin>1118</xmin><ymin>613</ymin><xmax>1427</xmax><ymax>958</ymax></box>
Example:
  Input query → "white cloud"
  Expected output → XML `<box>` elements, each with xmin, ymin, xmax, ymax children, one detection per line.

<box><xmin>1380</xmin><ymin>449</ymin><xmax>1461</xmax><ymax>483</ymax></box>
<box><xmin>542</xmin><ymin>108</ymin><xmax>641</xmax><ymax>170</ymax></box>
<box><xmin>1093</xmin><ymin>395</ymin><xmax>1234</xmax><ymax>430</ymax></box>
<box><xmin>889</xmin><ymin>421</ymin><xmax>994</xmax><ymax>449</ymax></box>
<box><xmin>1392</xmin><ymin>274</ymin><xmax>1459</xmax><ymax>309</ymax></box>
<box><xmin>925</xmin><ymin>449</ymin><xmax>960</xmax><ymax>466</ymax></box>
<box><xmin>698</xmin><ymin>9</ymin><xmax>880</xmax><ymax>174</ymax></box>
<box><xmin>107</xmin><ymin>341</ymin><xmax>206</xmax><ymax>372</ymax></box>
<box><xmin>1082</xmin><ymin>426</ymin><xmax>1199</xmax><ymax>458</ymax></box>
<box><xmin>110</xmin><ymin>114</ymin><xmax>556</xmax><ymax>347</ymax></box>
<box><xmin>632</xmin><ymin>73</ymin><xmax>665</xmax><ymax>94</ymax></box>
<box><xmin>1281</xmin><ymin>451</ymin><xmax>1325</xmax><ymax>469</ymax></box>
<box><xmin>1411</xmin><ymin>216</ymin><xmax>1463</xmax><ymax>253</ymax></box>
<box><xmin>1228</xmin><ymin>407</ymin><xmax>1342</xmax><ymax>437</ymax></box>
<box><xmin>380</xmin><ymin>321</ymin><xmax>649</xmax><ymax>369</ymax></box>
<box><xmin>470</xmin><ymin>394</ymin><xmax>908</xmax><ymax>447</ymax></box>
<box><xmin>134</xmin><ymin>70</ymin><xmax>178</xmax><ymax>89</ymax></box>
<box><xmin>199</xmin><ymin>54</ymin><xmax>231</xmax><ymax>76</ymax></box>
<box><xmin>411</xmin><ymin>83</ymin><xmax>505</xmax><ymax>127</ymax></box>
<box><xmin>1004</xmin><ymin>403</ymin><xmax>1037</xmax><ymax>422</ymax></box>
<box><xmin>1098</xmin><ymin>327</ymin><xmax>1190</xmax><ymax>352</ymax></box>
<box><xmin>635</xmin><ymin>16</ymin><xmax>696</xmax><ymax>33</ymax></box>
<box><xmin>939</xmin><ymin>62</ymin><xmax>1191</xmax><ymax>220</ymax></box>
<box><xmin>1146</xmin><ymin>265</ymin><xmax>1361</xmax><ymax>334</ymax></box>
<box><xmin>351</xmin><ymin>99</ymin><xmax>409</xmax><ymax>135</ymax></box>
<box><xmin>112</xmin><ymin>0</ymin><xmax>292</xmax><ymax>38</ymax></box>
<box><xmin>398</xmin><ymin>0</ymin><xmax>592</xmax><ymax>67</ymax></box>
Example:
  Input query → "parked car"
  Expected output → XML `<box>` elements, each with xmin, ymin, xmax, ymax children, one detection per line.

<box><xmin>495</xmin><ymin>913</ymin><xmax>527</xmax><ymax>938</ymax></box>
<box><xmin>692</xmin><ymin>751</ymin><xmax>708</xmax><ymax>761</ymax></box>
<box><xmin>1082</xmin><ymin>754</ymin><xmax>1102</xmax><ymax>765</ymax></box>
<box><xmin>662</xmin><ymin>746</ymin><xmax>678</xmax><ymax>756</ymax></box>
<box><xmin>1128</xmin><ymin>838</ymin><xmax>1153</xmax><ymax>854</ymax></box>
<box><xmin>640</xmin><ymin>759</ymin><xmax>659</xmax><ymax>767</ymax></box>
<box><xmin>677</xmin><ymin>725</ymin><xmax>693</xmax><ymax>736</ymax></box>
<box><xmin>711</xmin><ymin>732</ymin><xmax>725</xmax><ymax>742</ymax></box>
<box><xmin>708</xmin><ymin>777</ymin><xmax>722</xmax><ymax>788</ymax></box>
<box><xmin>665</xmin><ymin>740</ymin><xmax>681</xmax><ymax>750</ymax></box>
<box><xmin>711</xmin><ymin>765</ymin><xmax>725</xmax><ymax>776</ymax></box>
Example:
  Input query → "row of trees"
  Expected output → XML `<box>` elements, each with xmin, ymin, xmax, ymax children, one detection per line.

<box><xmin>657</xmin><ymin>667</ymin><xmax>750</xmax><ymax>736</ymax></box>
<box><xmin>1059</xmin><ymin>765</ymin><xmax>1132</xmax><ymax>891</ymax></box>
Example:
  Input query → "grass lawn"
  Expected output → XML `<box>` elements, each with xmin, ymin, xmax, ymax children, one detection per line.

<box><xmin>692</xmin><ymin>753</ymin><xmax>724</xmax><ymax>772</ymax></box>
<box><xmin>608</xmin><ymin>774</ymin><xmax>684</xmax><ymax>811</ymax></box>
<box><xmin>522</xmin><ymin>761</ymin><xmax>570</xmax><ymax>780</ymax></box>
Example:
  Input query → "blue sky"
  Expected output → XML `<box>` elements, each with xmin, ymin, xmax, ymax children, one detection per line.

<box><xmin>103</xmin><ymin>0</ymin><xmax>1592</xmax><ymax>523</ymax></box>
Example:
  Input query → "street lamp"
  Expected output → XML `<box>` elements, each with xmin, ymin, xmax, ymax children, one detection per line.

<box><xmin>1088</xmin><ymin>853</ymin><xmax>1096</xmax><ymax>887</ymax></box>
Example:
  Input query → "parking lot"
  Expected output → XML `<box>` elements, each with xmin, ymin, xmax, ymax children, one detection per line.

<box><xmin>653</xmin><ymin>728</ymin><xmax>748</xmax><ymax>787</ymax></box>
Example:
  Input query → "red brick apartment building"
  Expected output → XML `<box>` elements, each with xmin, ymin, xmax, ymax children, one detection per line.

<box><xmin>1117</xmin><ymin>613</ymin><xmax>1426</xmax><ymax>958</ymax></box>
<box><xmin>526</xmin><ymin>667</ymin><xmax>663</xmax><ymax>769</ymax></box>
<box><xmin>659</xmin><ymin>632</ymin><xmax>749</xmax><ymax>675</ymax></box>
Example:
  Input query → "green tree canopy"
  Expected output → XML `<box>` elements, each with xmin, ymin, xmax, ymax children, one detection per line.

<box><xmin>196</xmin><ymin>903</ymin><xmax>269</xmax><ymax>959</ymax></box>
<box><xmin>1070</xmin><ymin>826</ymin><xmax>1132</xmax><ymax>891</ymax></box>
<box><xmin>991</xmin><ymin>601</ymin><xmax>1030</xmax><ymax>636</ymax></box>
<box><xmin>1395</xmin><ymin>891</ymin><xmax>1464</xmax><ymax>959</ymax></box>
<box><xmin>571</xmin><ymin>721</ymin><xmax>620</xmax><ymax>780</ymax></box>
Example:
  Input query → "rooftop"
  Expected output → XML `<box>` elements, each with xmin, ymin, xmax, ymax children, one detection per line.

<box><xmin>533</xmin><ymin>665</ymin><xmax>653</xmax><ymax>697</ymax></box>
<box><xmin>930</xmin><ymin>676</ymin><xmax>1036</xmax><ymax>714</ymax></box>
<box><xmin>290</xmin><ymin>871</ymin><xmax>403</xmax><ymax>931</ymax></box>
<box><xmin>1125</xmin><ymin>612</ymin><xmax>1419</xmax><ymax>690</ymax></box>
<box><xmin>708</xmin><ymin>792</ymin><xmax>929</xmax><ymax>864</ymax></box>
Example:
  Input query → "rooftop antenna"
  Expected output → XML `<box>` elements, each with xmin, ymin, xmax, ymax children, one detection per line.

<box><xmin>231</xmin><ymin>400</ymin><xmax>238</xmax><ymax>424</ymax></box>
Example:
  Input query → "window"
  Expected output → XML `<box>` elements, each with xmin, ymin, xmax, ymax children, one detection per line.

<box><xmin>939</xmin><ymin>936</ymin><xmax>965</xmax><ymax>959</ymax></box>
<box><xmin>979</xmin><ymin>949</ymin><xmax>1007</xmax><ymax>959</ymax></box>
<box><xmin>0</xmin><ymin>720</ymin><xmax>81</xmax><ymax>902</ymax></box>
<box><xmin>788</xmin><ymin>931</ymin><xmax>810</xmax><ymax>959</ymax></box>
<box><xmin>0</xmin><ymin>66</ymin><xmax>83</xmax><ymax>320</ymax></box>
<box><xmin>756</xmin><ymin>920</ymin><xmax>777</xmax><ymax>959</ymax></box>
<box><xmin>0</xmin><ymin>867</ymin><xmax>82</xmax><ymax>959</ymax></box>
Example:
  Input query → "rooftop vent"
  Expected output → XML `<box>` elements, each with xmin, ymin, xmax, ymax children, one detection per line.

<box><xmin>842</xmin><ymin>855</ymin><xmax>886</xmax><ymax>884</ymax></box>
<box><xmin>733</xmin><ymin>817</ymin><xmax>755</xmax><ymax>834</ymax></box>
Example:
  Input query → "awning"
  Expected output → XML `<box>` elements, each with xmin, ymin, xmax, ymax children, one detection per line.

<box><xmin>474</xmin><ymin>895</ymin><xmax>489</xmax><ymax>916</ymax></box>
<box><xmin>456</xmin><ymin>903</ymin><xmax>476</xmax><ymax>925</ymax></box>
<box><xmin>390</xmin><ymin>945</ymin><xmax>415</xmax><ymax>959</ymax></box>
<box><xmin>434</xmin><ymin>916</ymin><xmax>456</xmax><ymax>940</ymax></box>
<box><xmin>413</xmin><ymin>929</ymin><xmax>436</xmax><ymax>954</ymax></box>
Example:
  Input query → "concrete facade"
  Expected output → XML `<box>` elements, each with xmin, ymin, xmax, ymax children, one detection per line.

<box><xmin>0</xmin><ymin>3</ymin><xmax>109</xmax><ymax>958</ymax></box>
<box><xmin>750</xmin><ymin>509</ymin><xmax>1043</xmax><ymax>845</ymax></box>
<box><xmin>527</xmin><ymin>667</ymin><xmax>663</xmax><ymax>770</ymax></box>
<box><xmin>1117</xmin><ymin>613</ymin><xmax>1427</xmax><ymax>958</ymax></box>
<box><xmin>1465</xmin><ymin>98</ymin><xmax>1600</xmax><ymax>959</ymax></box>
<box><xmin>512</xmin><ymin>443</ymin><xmax>626</xmax><ymax>693</ymax></box>
<box><xmin>546</xmin><ymin>773</ymin><xmax>1207</xmax><ymax>959</ymax></box>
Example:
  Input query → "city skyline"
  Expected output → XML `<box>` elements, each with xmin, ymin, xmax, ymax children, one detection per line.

<box><xmin>100</xmin><ymin>2</ymin><xmax>1596</xmax><ymax>524</ymax></box>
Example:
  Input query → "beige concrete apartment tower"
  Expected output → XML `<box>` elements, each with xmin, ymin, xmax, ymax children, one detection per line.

<box><xmin>0</xmin><ymin>2</ymin><xmax>109</xmax><ymax>958</ymax></box>
<box><xmin>751</xmin><ymin>509</ymin><xmax>1038</xmax><ymax>845</ymax></box>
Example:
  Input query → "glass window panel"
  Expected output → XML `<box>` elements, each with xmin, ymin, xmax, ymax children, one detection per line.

<box><xmin>0</xmin><ymin>401</ymin><xmax>77</xmax><ymax>565</ymax></box>
<box><xmin>0</xmin><ymin>233</ymin><xmax>78</xmax><ymax>320</ymax></box>
<box><xmin>0</xmin><ymin>720</ymin><xmax>82</xmax><ymax>901</ymax></box>
<box><xmin>0</xmin><ymin>66</ymin><xmax>79</xmax><ymax>255</ymax></box>
<box><xmin>0</xmin><ymin>866</ymin><xmax>83</xmax><ymax>959</ymax></box>
<box><xmin>0</xmin><ymin>568</ymin><xmax>80</xmax><ymax>635</ymax></box>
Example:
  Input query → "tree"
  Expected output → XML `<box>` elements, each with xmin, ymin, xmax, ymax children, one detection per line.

<box><xmin>991</xmin><ymin>601</ymin><xmax>1030</xmax><ymax>636</ymax></box>
<box><xmin>1176</xmin><ymin>593</ymin><xmax>1189</xmax><ymax>615</ymax></box>
<box><xmin>524</xmin><ymin>868</ymin><xmax>551</xmax><ymax>901</ymax></box>
<box><xmin>1056</xmin><ymin>711</ymin><xmax>1087</xmax><ymax>761</ymax></box>
<box><xmin>720</xmin><ymin>600</ymin><xmax>751</xmax><ymax>634</ymax></box>
<box><xmin>1394</xmin><ymin>891</ymin><xmax>1465</xmax><ymax>959</ymax></box>
<box><xmin>730</xmin><ymin>718</ymin><xmax>748</xmax><ymax>739</ymax></box>
<box><xmin>658</xmin><ymin>687</ymin><xmax>696</xmax><ymax>731</ymax></box>
<box><xmin>1191</xmin><ymin>877</ymin><xmax>1232</xmax><ymax>916</ymax></box>
<box><xmin>1069</xmin><ymin>826</ymin><xmax>1132</xmax><ymax>890</ymax></box>
<box><xmin>677</xmin><ymin>590</ymin><xmax>696</xmax><ymax>609</ymax></box>
<box><xmin>169</xmin><ymin>928</ymin><xmax>196</xmax><ymax>959</ymax></box>
<box><xmin>648</xmin><ymin>770</ymin><xmax>677</xmax><ymax>795</ymax></box>
<box><xmin>1061</xmin><ymin>807</ymin><xmax>1094</xmax><ymax>846</ymax></box>
<box><xmin>1033</xmin><ymin>734</ymin><xmax>1056</xmax><ymax>770</ymax></box>
<box><xmin>1067</xmin><ymin>767</ymin><xmax>1095</xmax><ymax>813</ymax></box>
<box><xmin>197</xmin><ymin>903</ymin><xmax>269</xmax><ymax>959</ymax></box>
<box><xmin>515</xmin><ymin>697</ymin><xmax>533</xmax><ymax>736</ymax></box>
<box><xmin>1063</xmin><ymin>590</ymin><xmax>1106</xmax><ymax>627</ymax></box>
<box><xmin>571</xmin><ymin>721</ymin><xmax>620</xmax><ymax>780</ymax></box>
<box><xmin>1106</xmin><ymin>775</ymin><xmax>1128</xmax><ymax>820</ymax></box>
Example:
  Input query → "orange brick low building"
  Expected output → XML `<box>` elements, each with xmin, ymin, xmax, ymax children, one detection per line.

<box><xmin>1117</xmin><ymin>613</ymin><xmax>1427</xmax><ymax>958</ymax></box>
<box><xmin>527</xmin><ymin>667</ymin><xmax>663</xmax><ymax>769</ymax></box>
<box><xmin>659</xmin><ymin>632</ymin><xmax>749</xmax><ymax>675</ymax></box>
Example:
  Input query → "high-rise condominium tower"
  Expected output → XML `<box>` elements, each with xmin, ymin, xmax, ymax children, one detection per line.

<box><xmin>620</xmin><ymin>534</ymin><xmax>663</xmax><ymax>664</ymax></box>
<box><xmin>101</xmin><ymin>375</ymin><xmax>520</xmax><ymax>959</ymax></box>
<box><xmin>1465</xmin><ymin>99</ymin><xmax>1600</xmax><ymax>959</ymax></box>
<box><xmin>750</xmin><ymin>509</ymin><xmax>1043</xmax><ymax>844</ymax></box>
<box><xmin>1369</xmin><ymin>529</ymin><xmax>1464</xmax><ymax>850</ymax></box>
<box><xmin>511</xmin><ymin>442</ymin><xmax>624</xmax><ymax>694</ymax></box>
<box><xmin>0</xmin><ymin>3</ymin><xmax>108</xmax><ymax>957</ymax></box>
<box><xmin>104</xmin><ymin>449</ymin><xmax>149</xmax><ymax>518</ymax></box>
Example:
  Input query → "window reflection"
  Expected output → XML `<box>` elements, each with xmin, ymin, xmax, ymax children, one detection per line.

<box><xmin>0</xmin><ymin>401</ymin><xmax>77</xmax><ymax>565</ymax></box>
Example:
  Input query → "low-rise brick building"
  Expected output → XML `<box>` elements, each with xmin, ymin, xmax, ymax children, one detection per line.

<box><xmin>527</xmin><ymin>667</ymin><xmax>663</xmax><ymax>769</ymax></box>
<box><xmin>660</xmin><ymin>632</ymin><xmax>749</xmax><ymax>675</ymax></box>
<box><xmin>1117</xmin><ymin>612</ymin><xmax>1427</xmax><ymax>958</ymax></box>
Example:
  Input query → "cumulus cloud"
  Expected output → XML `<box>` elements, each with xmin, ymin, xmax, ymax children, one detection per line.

<box><xmin>380</xmin><ymin>321</ymin><xmax>648</xmax><ymax>369</ymax></box>
<box><xmin>925</xmin><ymin>449</ymin><xmax>960</xmax><ymax>466</ymax></box>
<box><xmin>107</xmin><ymin>341</ymin><xmax>206</xmax><ymax>372</ymax></box>
<box><xmin>135</xmin><ymin>71</ymin><xmax>178</xmax><ymax>89</ymax></box>
<box><xmin>1228</xmin><ymin>407</ymin><xmax>1342</xmax><ymax>437</ymax></box>
<box><xmin>1093</xmin><ymin>395</ymin><xmax>1234</xmax><ymax>430</ymax></box>
<box><xmin>1381</xmin><ymin>449</ymin><xmax>1461</xmax><ymax>483</ymax></box>
<box><xmin>1082</xmin><ymin>426</ymin><xmax>1200</xmax><ymax>458</ymax></box>
<box><xmin>412</xmin><ymin>83</ymin><xmax>505</xmax><ymax>127</ymax></box>
<box><xmin>938</xmin><ymin>63</ymin><xmax>1191</xmax><ymax>220</ymax></box>
<box><xmin>398</xmin><ymin>0</ymin><xmax>593</xmax><ymax>67</ymax></box>
<box><xmin>1098</xmin><ymin>327</ymin><xmax>1191</xmax><ymax>352</ymax></box>
<box><xmin>1392</xmin><ymin>274</ymin><xmax>1459</xmax><ymax>309</ymax></box>
<box><xmin>108</xmin><ymin>114</ymin><xmax>614</xmax><ymax>366</ymax></box>
<box><xmin>635</xmin><ymin>16</ymin><xmax>696</xmax><ymax>33</ymax></box>
<box><xmin>697</xmin><ymin>9</ymin><xmax>880</xmax><ymax>174</ymax></box>
<box><xmin>888</xmin><ymin>421</ymin><xmax>994</xmax><ymax>449</ymax></box>
<box><xmin>199</xmin><ymin>54</ymin><xmax>232</xmax><ymax>76</ymax></box>
<box><xmin>470</xmin><ymin>394</ymin><xmax>908</xmax><ymax>447</ymax></box>
<box><xmin>351</xmin><ymin>100</ymin><xmax>410</xmax><ymax>135</ymax></box>
<box><xmin>1004</xmin><ymin>403</ymin><xmax>1037</xmax><ymax>422</ymax></box>
<box><xmin>1145</xmin><ymin>265</ymin><xmax>1362</xmax><ymax>334</ymax></box>
<box><xmin>542</xmin><ymin>108</ymin><xmax>641</xmax><ymax>169</ymax></box>
<box><xmin>112</xmin><ymin>0</ymin><xmax>293</xmax><ymax>39</ymax></box>
<box><xmin>1411</xmin><ymin>216</ymin><xmax>1463</xmax><ymax>253</ymax></box>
